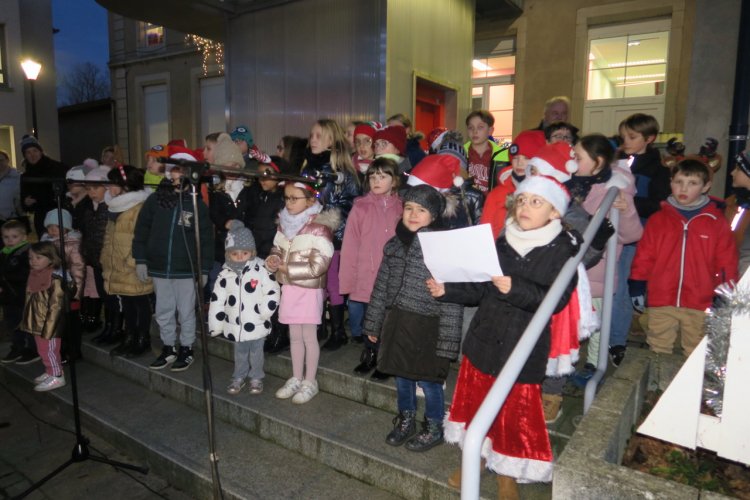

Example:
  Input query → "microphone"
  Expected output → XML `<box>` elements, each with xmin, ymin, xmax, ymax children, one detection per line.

<box><xmin>312</xmin><ymin>169</ymin><xmax>345</xmax><ymax>185</ymax></box>
<box><xmin>155</xmin><ymin>156</ymin><xmax>211</xmax><ymax>169</ymax></box>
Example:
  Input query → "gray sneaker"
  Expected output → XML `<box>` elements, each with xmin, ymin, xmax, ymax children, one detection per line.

<box><xmin>227</xmin><ymin>378</ymin><xmax>245</xmax><ymax>395</ymax></box>
<box><xmin>249</xmin><ymin>379</ymin><xmax>263</xmax><ymax>395</ymax></box>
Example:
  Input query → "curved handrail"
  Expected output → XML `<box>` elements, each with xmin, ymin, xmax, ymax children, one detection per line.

<box><xmin>460</xmin><ymin>186</ymin><xmax>620</xmax><ymax>499</ymax></box>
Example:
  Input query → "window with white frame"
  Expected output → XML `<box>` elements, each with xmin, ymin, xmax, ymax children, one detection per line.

<box><xmin>471</xmin><ymin>39</ymin><xmax>515</xmax><ymax>144</ymax></box>
<box><xmin>587</xmin><ymin>20</ymin><xmax>670</xmax><ymax>101</ymax></box>
<box><xmin>143</xmin><ymin>84</ymin><xmax>168</xmax><ymax>147</ymax></box>
<box><xmin>139</xmin><ymin>22</ymin><xmax>164</xmax><ymax>50</ymax></box>
<box><xmin>199</xmin><ymin>77</ymin><xmax>225</xmax><ymax>140</ymax></box>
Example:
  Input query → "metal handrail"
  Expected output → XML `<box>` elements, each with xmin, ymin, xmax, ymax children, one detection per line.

<box><xmin>460</xmin><ymin>186</ymin><xmax>620</xmax><ymax>499</ymax></box>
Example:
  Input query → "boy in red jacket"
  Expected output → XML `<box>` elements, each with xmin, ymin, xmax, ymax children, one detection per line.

<box><xmin>629</xmin><ymin>159</ymin><xmax>738</xmax><ymax>357</ymax></box>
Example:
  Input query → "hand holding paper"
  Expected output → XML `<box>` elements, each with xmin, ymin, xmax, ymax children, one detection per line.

<box><xmin>418</xmin><ymin>224</ymin><xmax>502</xmax><ymax>283</ymax></box>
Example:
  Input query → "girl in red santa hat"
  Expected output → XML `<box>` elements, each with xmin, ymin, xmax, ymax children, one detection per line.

<box><xmin>427</xmin><ymin>175</ymin><xmax>580</xmax><ymax>494</ymax></box>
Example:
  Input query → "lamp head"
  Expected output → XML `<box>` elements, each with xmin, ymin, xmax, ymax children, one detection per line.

<box><xmin>21</xmin><ymin>59</ymin><xmax>41</xmax><ymax>80</ymax></box>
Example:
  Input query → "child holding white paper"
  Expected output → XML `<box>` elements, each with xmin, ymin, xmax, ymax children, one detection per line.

<box><xmin>363</xmin><ymin>184</ymin><xmax>463</xmax><ymax>452</ymax></box>
<box><xmin>427</xmin><ymin>175</ymin><xmax>580</xmax><ymax>494</ymax></box>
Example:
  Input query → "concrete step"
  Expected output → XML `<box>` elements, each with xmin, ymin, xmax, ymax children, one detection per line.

<box><xmin>78</xmin><ymin>337</ymin><xmax>497</xmax><ymax>499</ymax></box>
<box><xmin>0</xmin><ymin>355</ymin><xmax>400</xmax><ymax>500</ymax></box>
<box><xmin>204</xmin><ymin>334</ymin><xmax>460</xmax><ymax>415</ymax></box>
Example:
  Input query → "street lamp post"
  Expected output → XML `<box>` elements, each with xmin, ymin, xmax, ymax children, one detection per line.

<box><xmin>21</xmin><ymin>59</ymin><xmax>42</xmax><ymax>139</ymax></box>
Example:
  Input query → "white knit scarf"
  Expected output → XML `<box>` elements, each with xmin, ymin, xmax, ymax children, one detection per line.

<box><xmin>279</xmin><ymin>202</ymin><xmax>323</xmax><ymax>239</ymax></box>
<box><xmin>504</xmin><ymin>218</ymin><xmax>562</xmax><ymax>257</ymax></box>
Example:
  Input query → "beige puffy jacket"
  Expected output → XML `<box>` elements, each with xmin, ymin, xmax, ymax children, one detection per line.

<box><xmin>269</xmin><ymin>210</ymin><xmax>339</xmax><ymax>289</ymax></box>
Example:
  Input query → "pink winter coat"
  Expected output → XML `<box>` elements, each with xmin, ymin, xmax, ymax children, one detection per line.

<box><xmin>581</xmin><ymin>166</ymin><xmax>643</xmax><ymax>297</ymax></box>
<box><xmin>339</xmin><ymin>192</ymin><xmax>403</xmax><ymax>302</ymax></box>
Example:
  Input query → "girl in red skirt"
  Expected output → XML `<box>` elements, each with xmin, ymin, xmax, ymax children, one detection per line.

<box><xmin>427</xmin><ymin>175</ymin><xmax>580</xmax><ymax>495</ymax></box>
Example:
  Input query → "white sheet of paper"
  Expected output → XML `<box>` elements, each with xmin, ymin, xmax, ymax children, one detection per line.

<box><xmin>418</xmin><ymin>224</ymin><xmax>502</xmax><ymax>283</ymax></box>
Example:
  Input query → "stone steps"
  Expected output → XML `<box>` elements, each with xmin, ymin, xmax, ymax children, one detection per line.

<box><xmin>1</xmin><ymin>352</ymin><xmax>400</xmax><ymax>500</ymax></box>
<box><xmin>77</xmin><ymin>335</ymin><xmax>495</xmax><ymax>499</ymax></box>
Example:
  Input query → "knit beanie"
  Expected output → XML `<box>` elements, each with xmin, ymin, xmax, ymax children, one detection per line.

<box><xmin>437</xmin><ymin>131</ymin><xmax>468</xmax><ymax>171</ymax></box>
<box><xmin>526</xmin><ymin>142</ymin><xmax>578</xmax><ymax>183</ymax></box>
<box><xmin>736</xmin><ymin>149</ymin><xmax>750</xmax><ymax>178</ymax></box>
<box><xmin>353</xmin><ymin>123</ymin><xmax>377</xmax><ymax>141</ymax></box>
<box><xmin>225</xmin><ymin>220</ymin><xmax>256</xmax><ymax>255</ymax></box>
<box><xmin>514</xmin><ymin>175</ymin><xmax>570</xmax><ymax>215</ymax></box>
<box><xmin>230</xmin><ymin>125</ymin><xmax>254</xmax><ymax>146</ymax></box>
<box><xmin>65</xmin><ymin>166</ymin><xmax>86</xmax><ymax>182</ymax></box>
<box><xmin>509</xmin><ymin>130</ymin><xmax>546</xmax><ymax>160</ymax></box>
<box><xmin>145</xmin><ymin>144</ymin><xmax>168</xmax><ymax>159</ymax></box>
<box><xmin>374</xmin><ymin>125</ymin><xmax>407</xmax><ymax>156</ymax></box>
<box><xmin>402</xmin><ymin>184</ymin><xmax>445</xmax><ymax>222</ymax></box>
<box><xmin>407</xmin><ymin>154</ymin><xmax>464</xmax><ymax>190</ymax></box>
<box><xmin>213</xmin><ymin>133</ymin><xmax>244</xmax><ymax>167</ymax></box>
<box><xmin>43</xmin><ymin>208</ymin><xmax>73</xmax><ymax>231</ymax></box>
<box><xmin>20</xmin><ymin>135</ymin><xmax>42</xmax><ymax>154</ymax></box>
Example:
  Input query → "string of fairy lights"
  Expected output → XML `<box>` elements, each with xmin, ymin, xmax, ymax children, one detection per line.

<box><xmin>185</xmin><ymin>34</ymin><xmax>225</xmax><ymax>76</ymax></box>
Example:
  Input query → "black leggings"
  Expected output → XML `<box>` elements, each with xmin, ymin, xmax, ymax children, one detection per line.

<box><xmin>120</xmin><ymin>295</ymin><xmax>152</xmax><ymax>333</ymax></box>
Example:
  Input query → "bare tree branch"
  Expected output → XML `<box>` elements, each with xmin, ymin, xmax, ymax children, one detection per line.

<box><xmin>59</xmin><ymin>62</ymin><xmax>110</xmax><ymax>106</ymax></box>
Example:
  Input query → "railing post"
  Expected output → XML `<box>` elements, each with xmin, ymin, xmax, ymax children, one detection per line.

<box><xmin>584</xmin><ymin>205</ymin><xmax>620</xmax><ymax>412</ymax></box>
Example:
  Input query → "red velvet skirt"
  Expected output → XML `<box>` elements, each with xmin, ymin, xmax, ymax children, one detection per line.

<box><xmin>547</xmin><ymin>288</ymin><xmax>581</xmax><ymax>376</ymax></box>
<box><xmin>444</xmin><ymin>357</ymin><xmax>553</xmax><ymax>483</ymax></box>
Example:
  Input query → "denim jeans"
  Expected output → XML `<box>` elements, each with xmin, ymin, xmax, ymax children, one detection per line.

<box><xmin>347</xmin><ymin>300</ymin><xmax>367</xmax><ymax>338</ymax></box>
<box><xmin>610</xmin><ymin>244</ymin><xmax>636</xmax><ymax>348</ymax></box>
<box><xmin>396</xmin><ymin>377</ymin><xmax>445</xmax><ymax>421</ymax></box>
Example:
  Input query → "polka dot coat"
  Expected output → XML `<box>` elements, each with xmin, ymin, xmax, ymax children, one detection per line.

<box><xmin>208</xmin><ymin>257</ymin><xmax>280</xmax><ymax>342</ymax></box>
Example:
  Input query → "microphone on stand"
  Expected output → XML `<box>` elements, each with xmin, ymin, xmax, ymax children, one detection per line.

<box><xmin>312</xmin><ymin>169</ymin><xmax>345</xmax><ymax>185</ymax></box>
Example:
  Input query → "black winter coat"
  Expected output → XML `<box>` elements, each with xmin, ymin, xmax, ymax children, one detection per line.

<box><xmin>0</xmin><ymin>243</ymin><xmax>30</xmax><ymax>306</ymax></box>
<box><xmin>301</xmin><ymin>162</ymin><xmax>361</xmax><ymax>247</ymax></box>
<box><xmin>442</xmin><ymin>228</ymin><xmax>580</xmax><ymax>383</ymax></box>
<box><xmin>442</xmin><ymin>181</ymin><xmax>484</xmax><ymax>229</ymax></box>
<box><xmin>209</xmin><ymin>187</ymin><xmax>252</xmax><ymax>263</ymax></box>
<box><xmin>80</xmin><ymin>198</ymin><xmax>108</xmax><ymax>267</ymax></box>
<box><xmin>242</xmin><ymin>184</ymin><xmax>284</xmax><ymax>259</ymax></box>
<box><xmin>628</xmin><ymin>148</ymin><xmax>670</xmax><ymax>220</ymax></box>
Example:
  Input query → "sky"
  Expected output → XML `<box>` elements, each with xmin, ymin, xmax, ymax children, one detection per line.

<box><xmin>52</xmin><ymin>0</ymin><xmax>109</xmax><ymax>84</ymax></box>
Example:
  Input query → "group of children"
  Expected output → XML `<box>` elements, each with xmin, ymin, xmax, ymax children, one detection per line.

<box><xmin>1</xmin><ymin>105</ymin><xmax>746</xmax><ymax>495</ymax></box>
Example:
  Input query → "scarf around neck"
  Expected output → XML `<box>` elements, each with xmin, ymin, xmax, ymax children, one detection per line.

<box><xmin>504</xmin><ymin>218</ymin><xmax>562</xmax><ymax>257</ymax></box>
<box><xmin>27</xmin><ymin>266</ymin><xmax>53</xmax><ymax>293</ymax></box>
<box><xmin>565</xmin><ymin>169</ymin><xmax>612</xmax><ymax>203</ymax></box>
<box><xmin>279</xmin><ymin>202</ymin><xmax>323</xmax><ymax>239</ymax></box>
<box><xmin>304</xmin><ymin>150</ymin><xmax>332</xmax><ymax>171</ymax></box>
<box><xmin>667</xmin><ymin>193</ymin><xmax>710</xmax><ymax>211</ymax></box>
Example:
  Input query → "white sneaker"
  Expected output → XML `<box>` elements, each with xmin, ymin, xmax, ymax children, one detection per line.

<box><xmin>227</xmin><ymin>378</ymin><xmax>245</xmax><ymax>395</ymax></box>
<box><xmin>292</xmin><ymin>380</ymin><xmax>319</xmax><ymax>404</ymax></box>
<box><xmin>275</xmin><ymin>377</ymin><xmax>301</xmax><ymax>399</ymax></box>
<box><xmin>34</xmin><ymin>373</ymin><xmax>50</xmax><ymax>384</ymax></box>
<box><xmin>34</xmin><ymin>375</ymin><xmax>66</xmax><ymax>392</ymax></box>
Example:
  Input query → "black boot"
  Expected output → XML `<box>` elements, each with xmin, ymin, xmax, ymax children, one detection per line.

<box><xmin>405</xmin><ymin>418</ymin><xmax>444</xmax><ymax>452</ymax></box>
<box><xmin>110</xmin><ymin>330</ymin><xmax>137</xmax><ymax>357</ymax></box>
<box><xmin>265</xmin><ymin>318</ymin><xmax>290</xmax><ymax>354</ymax></box>
<box><xmin>96</xmin><ymin>309</ymin><xmax>124</xmax><ymax>345</ymax></box>
<box><xmin>353</xmin><ymin>347</ymin><xmax>377</xmax><ymax>374</ymax></box>
<box><xmin>91</xmin><ymin>307</ymin><xmax>112</xmax><ymax>343</ymax></box>
<box><xmin>125</xmin><ymin>327</ymin><xmax>151</xmax><ymax>358</ymax></box>
<box><xmin>82</xmin><ymin>298</ymin><xmax>102</xmax><ymax>333</ymax></box>
<box><xmin>385</xmin><ymin>410</ymin><xmax>417</xmax><ymax>446</ymax></box>
<box><xmin>322</xmin><ymin>304</ymin><xmax>347</xmax><ymax>351</ymax></box>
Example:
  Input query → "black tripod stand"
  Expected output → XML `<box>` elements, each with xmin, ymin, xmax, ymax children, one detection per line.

<box><xmin>14</xmin><ymin>179</ymin><xmax>147</xmax><ymax>499</ymax></box>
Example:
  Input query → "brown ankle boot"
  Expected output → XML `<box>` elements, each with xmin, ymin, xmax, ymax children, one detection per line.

<box><xmin>448</xmin><ymin>468</ymin><xmax>462</xmax><ymax>489</ymax></box>
<box><xmin>497</xmin><ymin>475</ymin><xmax>519</xmax><ymax>500</ymax></box>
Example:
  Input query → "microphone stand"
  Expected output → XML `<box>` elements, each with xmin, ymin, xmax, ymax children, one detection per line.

<box><xmin>16</xmin><ymin>180</ymin><xmax>148</xmax><ymax>499</ymax></box>
<box><xmin>167</xmin><ymin>164</ymin><xmax>224</xmax><ymax>499</ymax></box>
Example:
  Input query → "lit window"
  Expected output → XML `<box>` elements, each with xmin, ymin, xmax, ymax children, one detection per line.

<box><xmin>472</xmin><ymin>55</ymin><xmax>515</xmax><ymax>79</ymax></box>
<box><xmin>140</xmin><ymin>22</ymin><xmax>164</xmax><ymax>49</ymax></box>
<box><xmin>0</xmin><ymin>25</ymin><xmax>7</xmax><ymax>87</ymax></box>
<box><xmin>587</xmin><ymin>30</ymin><xmax>670</xmax><ymax>100</ymax></box>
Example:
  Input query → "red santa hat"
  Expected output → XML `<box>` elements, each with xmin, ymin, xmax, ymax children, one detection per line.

<box><xmin>526</xmin><ymin>142</ymin><xmax>578</xmax><ymax>183</ymax></box>
<box><xmin>427</xmin><ymin>127</ymin><xmax>449</xmax><ymax>152</ymax></box>
<box><xmin>509</xmin><ymin>130</ymin><xmax>546</xmax><ymax>160</ymax></box>
<box><xmin>165</xmin><ymin>146</ymin><xmax>198</xmax><ymax>174</ymax></box>
<box><xmin>406</xmin><ymin>154</ymin><xmax>464</xmax><ymax>190</ymax></box>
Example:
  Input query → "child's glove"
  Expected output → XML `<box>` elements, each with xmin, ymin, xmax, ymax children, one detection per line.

<box><xmin>136</xmin><ymin>264</ymin><xmax>149</xmax><ymax>283</ymax></box>
<box><xmin>628</xmin><ymin>279</ymin><xmax>647</xmax><ymax>314</ymax></box>
<box><xmin>591</xmin><ymin>219</ymin><xmax>615</xmax><ymax>251</ymax></box>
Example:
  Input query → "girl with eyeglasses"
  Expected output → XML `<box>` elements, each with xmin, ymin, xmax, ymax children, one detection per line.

<box><xmin>265</xmin><ymin>181</ymin><xmax>339</xmax><ymax>404</ymax></box>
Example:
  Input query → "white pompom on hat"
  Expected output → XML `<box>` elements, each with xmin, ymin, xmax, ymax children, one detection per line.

<box><xmin>526</xmin><ymin>142</ymin><xmax>578</xmax><ymax>183</ymax></box>
<box><xmin>514</xmin><ymin>175</ymin><xmax>571</xmax><ymax>215</ymax></box>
